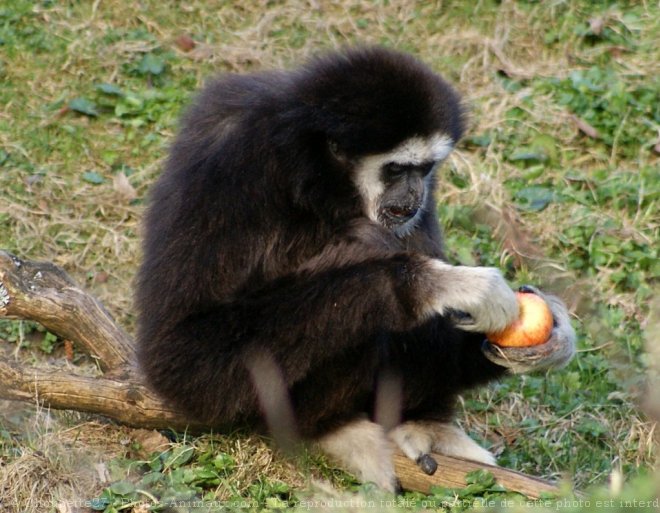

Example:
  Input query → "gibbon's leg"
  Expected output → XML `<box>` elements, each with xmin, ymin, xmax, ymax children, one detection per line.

<box><xmin>388</xmin><ymin>420</ymin><xmax>437</xmax><ymax>475</ymax></box>
<box><xmin>382</xmin><ymin>323</ymin><xmax>501</xmax><ymax>475</ymax></box>
<box><xmin>317</xmin><ymin>418</ymin><xmax>400</xmax><ymax>493</ymax></box>
<box><xmin>429</xmin><ymin>423</ymin><xmax>496</xmax><ymax>464</ymax></box>
<box><xmin>389</xmin><ymin>421</ymin><xmax>496</xmax><ymax>476</ymax></box>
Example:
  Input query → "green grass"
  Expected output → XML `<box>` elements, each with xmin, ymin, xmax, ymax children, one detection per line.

<box><xmin>0</xmin><ymin>0</ymin><xmax>658</xmax><ymax>511</ymax></box>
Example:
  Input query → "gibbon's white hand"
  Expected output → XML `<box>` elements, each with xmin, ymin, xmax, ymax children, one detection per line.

<box><xmin>481</xmin><ymin>285</ymin><xmax>576</xmax><ymax>373</ymax></box>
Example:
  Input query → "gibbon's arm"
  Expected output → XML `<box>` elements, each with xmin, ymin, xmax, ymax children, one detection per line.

<box><xmin>169</xmin><ymin>237</ymin><xmax>518</xmax><ymax>387</ymax></box>
<box><xmin>143</xmin><ymin>245</ymin><xmax>468</xmax><ymax>429</ymax></box>
<box><xmin>176</xmin><ymin>252</ymin><xmax>436</xmax><ymax>385</ymax></box>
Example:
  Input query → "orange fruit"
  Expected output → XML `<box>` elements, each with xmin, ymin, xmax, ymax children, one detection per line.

<box><xmin>487</xmin><ymin>291</ymin><xmax>553</xmax><ymax>347</ymax></box>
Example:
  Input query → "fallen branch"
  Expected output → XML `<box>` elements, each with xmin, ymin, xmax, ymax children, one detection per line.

<box><xmin>394</xmin><ymin>453</ymin><xmax>560</xmax><ymax>499</ymax></box>
<box><xmin>0</xmin><ymin>249</ymin><xmax>560</xmax><ymax>498</ymax></box>
<box><xmin>0</xmin><ymin>251</ymin><xmax>133</xmax><ymax>370</ymax></box>
<box><xmin>0</xmin><ymin>358</ymin><xmax>202</xmax><ymax>432</ymax></box>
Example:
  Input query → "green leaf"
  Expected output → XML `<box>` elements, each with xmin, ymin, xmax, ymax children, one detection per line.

<box><xmin>265</xmin><ymin>497</ymin><xmax>288</xmax><ymax>509</ymax></box>
<box><xmin>192</xmin><ymin>467</ymin><xmax>220</xmax><ymax>484</ymax></box>
<box><xmin>213</xmin><ymin>452</ymin><xmax>235</xmax><ymax>471</ymax></box>
<box><xmin>114</xmin><ymin>94</ymin><xmax>144</xmax><ymax>117</ymax></box>
<box><xmin>530</xmin><ymin>134</ymin><xmax>558</xmax><ymax>162</ymax></box>
<box><xmin>509</xmin><ymin>151</ymin><xmax>547</xmax><ymax>163</ymax></box>
<box><xmin>577</xmin><ymin>419</ymin><xmax>608</xmax><ymax>437</ymax></box>
<box><xmin>163</xmin><ymin>445</ymin><xmax>194</xmax><ymax>469</ymax></box>
<box><xmin>40</xmin><ymin>331</ymin><xmax>57</xmax><ymax>354</ymax></box>
<box><xmin>109</xmin><ymin>480</ymin><xmax>135</xmax><ymax>495</ymax></box>
<box><xmin>138</xmin><ymin>53</ymin><xmax>165</xmax><ymax>76</ymax></box>
<box><xmin>465</xmin><ymin>468</ymin><xmax>496</xmax><ymax>487</ymax></box>
<box><xmin>81</xmin><ymin>171</ymin><xmax>106</xmax><ymax>185</ymax></box>
<box><xmin>522</xmin><ymin>165</ymin><xmax>545</xmax><ymax>181</ymax></box>
<box><xmin>514</xmin><ymin>185</ymin><xmax>554</xmax><ymax>211</ymax></box>
<box><xmin>149</xmin><ymin>452</ymin><xmax>164</xmax><ymax>471</ymax></box>
<box><xmin>68</xmin><ymin>97</ymin><xmax>98</xmax><ymax>117</ymax></box>
<box><xmin>466</xmin><ymin>134</ymin><xmax>492</xmax><ymax>147</ymax></box>
<box><xmin>95</xmin><ymin>83</ymin><xmax>124</xmax><ymax>96</ymax></box>
<box><xmin>88</xmin><ymin>498</ymin><xmax>110</xmax><ymax>511</ymax></box>
<box><xmin>140</xmin><ymin>471</ymin><xmax>163</xmax><ymax>487</ymax></box>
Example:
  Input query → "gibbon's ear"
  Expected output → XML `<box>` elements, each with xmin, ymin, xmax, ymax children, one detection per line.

<box><xmin>328</xmin><ymin>138</ymin><xmax>350</xmax><ymax>166</ymax></box>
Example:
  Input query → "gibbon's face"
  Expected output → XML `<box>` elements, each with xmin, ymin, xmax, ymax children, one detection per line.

<box><xmin>352</xmin><ymin>132</ymin><xmax>454</xmax><ymax>237</ymax></box>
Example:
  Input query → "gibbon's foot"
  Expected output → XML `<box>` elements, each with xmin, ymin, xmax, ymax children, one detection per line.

<box><xmin>318</xmin><ymin>419</ymin><xmax>400</xmax><ymax>493</ymax></box>
<box><xmin>390</xmin><ymin>421</ymin><xmax>496</xmax><ymax>469</ymax></box>
<box><xmin>482</xmin><ymin>286</ymin><xmax>576</xmax><ymax>373</ymax></box>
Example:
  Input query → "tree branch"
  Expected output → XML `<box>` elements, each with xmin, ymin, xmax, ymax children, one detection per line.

<box><xmin>0</xmin><ymin>250</ymin><xmax>133</xmax><ymax>370</ymax></box>
<box><xmin>0</xmin><ymin>358</ymin><xmax>206</xmax><ymax>432</ymax></box>
<box><xmin>393</xmin><ymin>453</ymin><xmax>560</xmax><ymax>499</ymax></box>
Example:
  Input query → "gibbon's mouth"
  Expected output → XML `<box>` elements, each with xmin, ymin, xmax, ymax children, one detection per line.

<box><xmin>381</xmin><ymin>204</ymin><xmax>420</xmax><ymax>224</ymax></box>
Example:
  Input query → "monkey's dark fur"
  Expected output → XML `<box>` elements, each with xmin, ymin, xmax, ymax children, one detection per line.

<box><xmin>136</xmin><ymin>47</ymin><xmax>508</xmax><ymax>439</ymax></box>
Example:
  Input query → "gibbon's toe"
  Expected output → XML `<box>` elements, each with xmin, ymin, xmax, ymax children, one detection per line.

<box><xmin>416</xmin><ymin>453</ymin><xmax>438</xmax><ymax>475</ymax></box>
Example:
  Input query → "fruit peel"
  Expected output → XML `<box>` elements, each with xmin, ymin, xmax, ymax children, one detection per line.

<box><xmin>487</xmin><ymin>291</ymin><xmax>554</xmax><ymax>348</ymax></box>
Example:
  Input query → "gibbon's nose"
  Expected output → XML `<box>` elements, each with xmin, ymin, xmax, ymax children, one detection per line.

<box><xmin>386</xmin><ymin>205</ymin><xmax>419</xmax><ymax>221</ymax></box>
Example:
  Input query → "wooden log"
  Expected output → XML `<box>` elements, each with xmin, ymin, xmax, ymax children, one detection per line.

<box><xmin>0</xmin><ymin>249</ymin><xmax>566</xmax><ymax>498</ymax></box>
<box><xmin>394</xmin><ymin>452</ymin><xmax>559</xmax><ymax>499</ymax></box>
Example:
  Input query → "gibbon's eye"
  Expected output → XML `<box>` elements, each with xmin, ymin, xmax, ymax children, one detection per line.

<box><xmin>382</xmin><ymin>162</ymin><xmax>407</xmax><ymax>180</ymax></box>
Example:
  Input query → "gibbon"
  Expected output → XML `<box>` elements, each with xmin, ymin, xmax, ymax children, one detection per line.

<box><xmin>136</xmin><ymin>47</ymin><xmax>575</xmax><ymax>491</ymax></box>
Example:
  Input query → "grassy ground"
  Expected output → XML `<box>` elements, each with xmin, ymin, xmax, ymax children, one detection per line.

<box><xmin>0</xmin><ymin>0</ymin><xmax>658</xmax><ymax>511</ymax></box>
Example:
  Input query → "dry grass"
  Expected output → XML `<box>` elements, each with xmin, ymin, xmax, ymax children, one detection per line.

<box><xmin>0</xmin><ymin>410</ymin><xmax>131</xmax><ymax>512</ymax></box>
<box><xmin>188</xmin><ymin>433</ymin><xmax>307</xmax><ymax>500</ymax></box>
<box><xmin>2</xmin><ymin>0</ymin><xmax>656</xmax><ymax>321</ymax></box>
<box><xmin>0</xmin><ymin>0</ymin><xmax>658</xmax><ymax>510</ymax></box>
